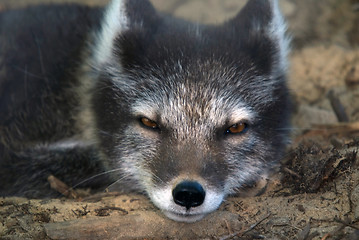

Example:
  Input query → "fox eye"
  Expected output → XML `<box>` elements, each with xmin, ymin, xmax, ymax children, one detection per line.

<box><xmin>226</xmin><ymin>122</ymin><xmax>248</xmax><ymax>134</ymax></box>
<box><xmin>140</xmin><ymin>117</ymin><xmax>159</xmax><ymax>129</ymax></box>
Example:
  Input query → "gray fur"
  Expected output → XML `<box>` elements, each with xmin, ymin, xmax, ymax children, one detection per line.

<box><xmin>0</xmin><ymin>0</ymin><xmax>290</xmax><ymax>222</ymax></box>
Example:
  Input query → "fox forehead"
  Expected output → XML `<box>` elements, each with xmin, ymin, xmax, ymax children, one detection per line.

<box><xmin>132</xmin><ymin>97</ymin><xmax>254</xmax><ymax>124</ymax></box>
<box><xmin>131</xmin><ymin>79</ymin><xmax>255</xmax><ymax>130</ymax></box>
<box><xmin>123</xmin><ymin>57</ymin><xmax>280</xmax><ymax>127</ymax></box>
<box><xmin>126</xmin><ymin>59</ymin><xmax>258</xmax><ymax>132</ymax></box>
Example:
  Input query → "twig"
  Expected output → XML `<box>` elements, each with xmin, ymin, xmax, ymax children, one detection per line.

<box><xmin>224</xmin><ymin>219</ymin><xmax>233</xmax><ymax>235</ymax></box>
<box><xmin>47</xmin><ymin>175</ymin><xmax>78</xmax><ymax>199</ymax></box>
<box><xmin>283</xmin><ymin>167</ymin><xmax>301</xmax><ymax>178</ymax></box>
<box><xmin>219</xmin><ymin>212</ymin><xmax>271</xmax><ymax>240</ymax></box>
<box><xmin>95</xmin><ymin>206</ymin><xmax>128</xmax><ymax>216</ymax></box>
<box><xmin>334</xmin><ymin>217</ymin><xmax>359</xmax><ymax>230</ymax></box>
<box><xmin>328</xmin><ymin>90</ymin><xmax>349</xmax><ymax>122</ymax></box>
<box><xmin>297</xmin><ymin>222</ymin><xmax>311</xmax><ymax>240</ymax></box>
<box><xmin>321</xmin><ymin>233</ymin><xmax>331</xmax><ymax>240</ymax></box>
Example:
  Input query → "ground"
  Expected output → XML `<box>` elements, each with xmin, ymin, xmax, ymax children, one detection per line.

<box><xmin>0</xmin><ymin>0</ymin><xmax>359</xmax><ymax>239</ymax></box>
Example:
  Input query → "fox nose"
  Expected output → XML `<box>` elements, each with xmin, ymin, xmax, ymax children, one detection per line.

<box><xmin>172</xmin><ymin>181</ymin><xmax>206</xmax><ymax>210</ymax></box>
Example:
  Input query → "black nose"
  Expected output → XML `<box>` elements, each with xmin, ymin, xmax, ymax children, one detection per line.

<box><xmin>172</xmin><ymin>181</ymin><xmax>206</xmax><ymax>210</ymax></box>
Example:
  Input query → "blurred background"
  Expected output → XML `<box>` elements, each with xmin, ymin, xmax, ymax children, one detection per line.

<box><xmin>0</xmin><ymin>0</ymin><xmax>359</xmax><ymax>48</ymax></box>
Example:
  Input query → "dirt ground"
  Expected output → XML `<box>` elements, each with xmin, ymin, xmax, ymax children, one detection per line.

<box><xmin>1</xmin><ymin>0</ymin><xmax>359</xmax><ymax>239</ymax></box>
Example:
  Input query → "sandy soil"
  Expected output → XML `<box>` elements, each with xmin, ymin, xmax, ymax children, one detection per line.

<box><xmin>1</xmin><ymin>0</ymin><xmax>359</xmax><ymax>239</ymax></box>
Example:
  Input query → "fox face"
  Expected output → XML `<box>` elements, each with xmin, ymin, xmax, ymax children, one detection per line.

<box><xmin>90</xmin><ymin>0</ymin><xmax>290</xmax><ymax>222</ymax></box>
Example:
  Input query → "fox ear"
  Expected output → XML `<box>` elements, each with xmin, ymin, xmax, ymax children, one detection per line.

<box><xmin>229</xmin><ymin>0</ymin><xmax>289</xmax><ymax>72</ymax></box>
<box><xmin>93</xmin><ymin>0</ymin><xmax>158</xmax><ymax>65</ymax></box>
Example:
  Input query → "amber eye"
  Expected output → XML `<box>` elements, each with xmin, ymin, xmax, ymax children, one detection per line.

<box><xmin>226</xmin><ymin>122</ymin><xmax>248</xmax><ymax>134</ymax></box>
<box><xmin>140</xmin><ymin>117</ymin><xmax>159</xmax><ymax>129</ymax></box>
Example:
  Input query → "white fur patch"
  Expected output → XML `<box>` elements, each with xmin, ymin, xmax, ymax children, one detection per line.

<box><xmin>268</xmin><ymin>0</ymin><xmax>290</xmax><ymax>72</ymax></box>
<box><xmin>229</xmin><ymin>106</ymin><xmax>255</xmax><ymax>125</ymax></box>
<box><xmin>131</xmin><ymin>102</ymin><xmax>158</xmax><ymax>121</ymax></box>
<box><xmin>93</xmin><ymin>0</ymin><xmax>129</xmax><ymax>65</ymax></box>
<box><xmin>149</xmin><ymin>184</ymin><xmax>224</xmax><ymax>223</ymax></box>
<box><xmin>35</xmin><ymin>139</ymin><xmax>91</xmax><ymax>151</ymax></box>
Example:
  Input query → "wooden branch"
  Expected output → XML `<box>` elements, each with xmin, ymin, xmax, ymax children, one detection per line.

<box><xmin>44</xmin><ymin>211</ymin><xmax>243</xmax><ymax>240</ymax></box>
<box><xmin>296</xmin><ymin>122</ymin><xmax>359</xmax><ymax>141</ymax></box>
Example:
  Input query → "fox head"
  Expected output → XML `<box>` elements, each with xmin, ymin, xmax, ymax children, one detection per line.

<box><xmin>90</xmin><ymin>0</ymin><xmax>290</xmax><ymax>222</ymax></box>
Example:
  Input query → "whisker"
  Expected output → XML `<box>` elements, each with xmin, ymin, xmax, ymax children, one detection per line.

<box><xmin>24</xmin><ymin>64</ymin><xmax>28</xmax><ymax>99</ymax></box>
<box><xmin>72</xmin><ymin>168</ymin><xmax>123</xmax><ymax>190</ymax></box>
<box><xmin>8</xmin><ymin>64</ymin><xmax>47</xmax><ymax>80</ymax></box>
<box><xmin>97</xmin><ymin>130</ymin><xmax>116</xmax><ymax>137</ymax></box>
<box><xmin>32</xmin><ymin>31</ymin><xmax>49</xmax><ymax>85</ymax></box>
<box><xmin>275</xmin><ymin>126</ymin><xmax>344</xmax><ymax>133</ymax></box>
<box><xmin>105</xmin><ymin>173</ymin><xmax>134</xmax><ymax>191</ymax></box>
<box><xmin>150</xmin><ymin>172</ymin><xmax>165</xmax><ymax>185</ymax></box>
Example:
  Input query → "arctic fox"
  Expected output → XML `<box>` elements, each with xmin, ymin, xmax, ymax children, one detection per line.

<box><xmin>0</xmin><ymin>0</ymin><xmax>290</xmax><ymax>222</ymax></box>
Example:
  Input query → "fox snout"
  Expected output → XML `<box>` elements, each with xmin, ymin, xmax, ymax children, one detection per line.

<box><xmin>149</xmin><ymin>177</ymin><xmax>225</xmax><ymax>223</ymax></box>
<box><xmin>172</xmin><ymin>181</ymin><xmax>206</xmax><ymax>210</ymax></box>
